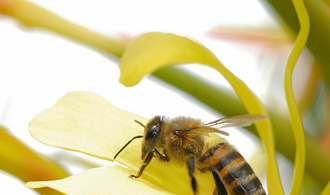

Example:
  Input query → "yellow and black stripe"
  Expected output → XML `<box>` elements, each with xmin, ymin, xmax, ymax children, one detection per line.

<box><xmin>200</xmin><ymin>143</ymin><xmax>266</xmax><ymax>195</ymax></box>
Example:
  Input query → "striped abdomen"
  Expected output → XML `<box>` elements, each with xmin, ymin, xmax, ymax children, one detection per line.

<box><xmin>199</xmin><ymin>143</ymin><xmax>266</xmax><ymax>195</ymax></box>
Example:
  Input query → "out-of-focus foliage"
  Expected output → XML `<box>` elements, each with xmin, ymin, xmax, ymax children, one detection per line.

<box><xmin>0</xmin><ymin>125</ymin><xmax>68</xmax><ymax>195</ymax></box>
<box><xmin>264</xmin><ymin>0</ymin><xmax>330</xmax><ymax>88</ymax></box>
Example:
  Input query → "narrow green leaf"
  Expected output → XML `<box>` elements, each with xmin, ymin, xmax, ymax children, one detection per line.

<box><xmin>284</xmin><ymin>0</ymin><xmax>309</xmax><ymax>195</ymax></box>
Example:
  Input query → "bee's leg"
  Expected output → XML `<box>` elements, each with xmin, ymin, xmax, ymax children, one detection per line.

<box><xmin>129</xmin><ymin>148</ymin><xmax>157</xmax><ymax>178</ymax></box>
<box><xmin>187</xmin><ymin>157</ymin><xmax>197</xmax><ymax>195</ymax></box>
<box><xmin>209</xmin><ymin>167</ymin><xmax>227</xmax><ymax>195</ymax></box>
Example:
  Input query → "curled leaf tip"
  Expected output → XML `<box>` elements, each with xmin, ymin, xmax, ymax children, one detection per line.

<box><xmin>119</xmin><ymin>32</ymin><xmax>219</xmax><ymax>87</ymax></box>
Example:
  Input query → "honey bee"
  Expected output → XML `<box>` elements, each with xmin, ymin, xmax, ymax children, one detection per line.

<box><xmin>114</xmin><ymin>114</ymin><xmax>267</xmax><ymax>195</ymax></box>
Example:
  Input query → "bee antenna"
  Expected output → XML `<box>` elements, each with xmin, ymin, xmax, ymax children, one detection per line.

<box><xmin>134</xmin><ymin>120</ymin><xmax>145</xmax><ymax>127</ymax></box>
<box><xmin>114</xmin><ymin>135</ymin><xmax>143</xmax><ymax>159</ymax></box>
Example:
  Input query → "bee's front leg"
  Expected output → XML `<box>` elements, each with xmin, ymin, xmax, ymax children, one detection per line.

<box><xmin>130</xmin><ymin>148</ymin><xmax>157</xmax><ymax>178</ymax></box>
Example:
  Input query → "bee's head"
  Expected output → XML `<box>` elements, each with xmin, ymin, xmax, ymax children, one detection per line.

<box><xmin>113</xmin><ymin>116</ymin><xmax>163</xmax><ymax>161</ymax></box>
<box><xmin>141</xmin><ymin>116</ymin><xmax>163</xmax><ymax>160</ymax></box>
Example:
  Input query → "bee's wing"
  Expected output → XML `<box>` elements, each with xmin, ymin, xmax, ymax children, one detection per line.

<box><xmin>185</xmin><ymin>127</ymin><xmax>230</xmax><ymax>136</ymax></box>
<box><xmin>183</xmin><ymin>115</ymin><xmax>267</xmax><ymax>137</ymax></box>
<box><xmin>205</xmin><ymin>114</ymin><xmax>267</xmax><ymax>129</ymax></box>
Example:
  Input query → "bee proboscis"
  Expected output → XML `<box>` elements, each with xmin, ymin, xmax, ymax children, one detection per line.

<box><xmin>114</xmin><ymin>114</ymin><xmax>267</xmax><ymax>195</ymax></box>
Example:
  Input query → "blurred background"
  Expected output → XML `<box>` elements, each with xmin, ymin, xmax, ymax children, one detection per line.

<box><xmin>0</xmin><ymin>0</ymin><xmax>328</xmax><ymax>194</ymax></box>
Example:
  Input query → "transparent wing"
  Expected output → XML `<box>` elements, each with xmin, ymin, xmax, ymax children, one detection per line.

<box><xmin>186</xmin><ymin>127</ymin><xmax>230</xmax><ymax>137</ymax></box>
<box><xmin>205</xmin><ymin>114</ymin><xmax>267</xmax><ymax>129</ymax></box>
<box><xmin>179</xmin><ymin>114</ymin><xmax>267</xmax><ymax>137</ymax></box>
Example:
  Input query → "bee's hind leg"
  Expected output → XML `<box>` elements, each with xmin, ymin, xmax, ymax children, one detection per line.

<box><xmin>209</xmin><ymin>167</ymin><xmax>227</xmax><ymax>195</ymax></box>
<box><xmin>187</xmin><ymin>157</ymin><xmax>197</xmax><ymax>195</ymax></box>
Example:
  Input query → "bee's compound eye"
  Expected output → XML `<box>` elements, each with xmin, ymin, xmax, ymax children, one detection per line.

<box><xmin>146</xmin><ymin>125</ymin><xmax>160</xmax><ymax>140</ymax></box>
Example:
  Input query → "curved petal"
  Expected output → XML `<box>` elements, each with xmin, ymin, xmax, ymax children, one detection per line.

<box><xmin>29</xmin><ymin>91</ymin><xmax>148</xmax><ymax>170</ymax></box>
<box><xmin>26</xmin><ymin>165</ymin><xmax>173</xmax><ymax>195</ymax></box>
<box><xmin>119</xmin><ymin>33</ymin><xmax>219</xmax><ymax>87</ymax></box>
<box><xmin>119</xmin><ymin>32</ymin><xmax>282</xmax><ymax>194</ymax></box>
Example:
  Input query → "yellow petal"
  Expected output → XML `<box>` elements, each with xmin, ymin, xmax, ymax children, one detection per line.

<box><xmin>119</xmin><ymin>32</ymin><xmax>219</xmax><ymax>87</ymax></box>
<box><xmin>29</xmin><ymin>91</ymin><xmax>147</xmax><ymax>170</ymax></box>
<box><xmin>26</xmin><ymin>165</ymin><xmax>173</xmax><ymax>195</ymax></box>
<box><xmin>119</xmin><ymin>32</ymin><xmax>283</xmax><ymax>194</ymax></box>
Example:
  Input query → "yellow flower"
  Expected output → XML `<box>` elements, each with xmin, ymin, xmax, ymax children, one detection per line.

<box><xmin>26</xmin><ymin>32</ymin><xmax>282</xmax><ymax>194</ymax></box>
<box><xmin>26</xmin><ymin>91</ymin><xmax>214</xmax><ymax>194</ymax></box>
